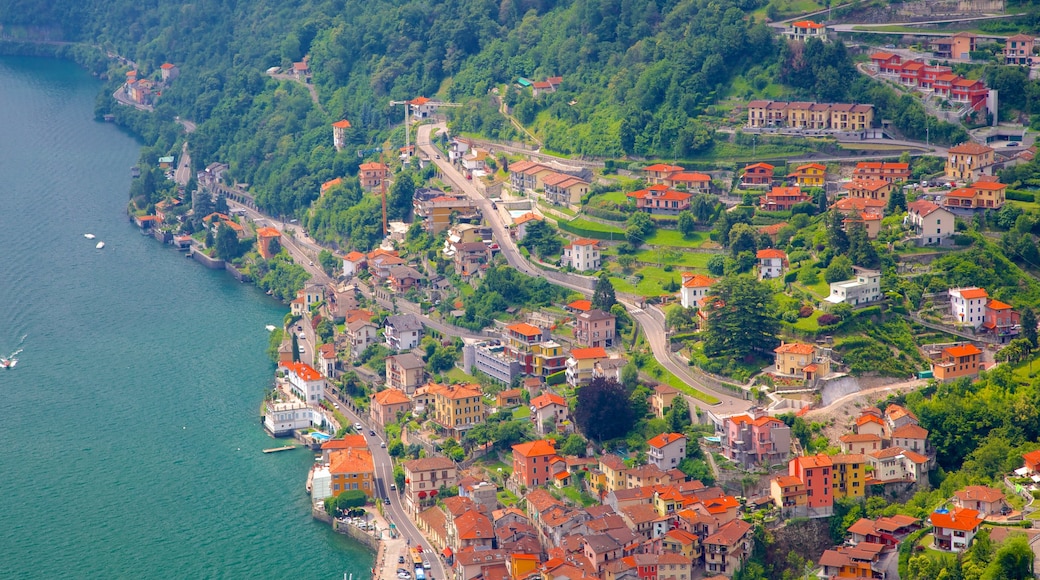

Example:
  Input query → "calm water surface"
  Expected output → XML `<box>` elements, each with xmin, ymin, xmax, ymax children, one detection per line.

<box><xmin>0</xmin><ymin>55</ymin><xmax>372</xmax><ymax>579</ymax></box>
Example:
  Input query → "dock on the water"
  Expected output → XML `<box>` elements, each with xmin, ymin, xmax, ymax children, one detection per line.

<box><xmin>263</xmin><ymin>445</ymin><xmax>297</xmax><ymax>454</ymax></box>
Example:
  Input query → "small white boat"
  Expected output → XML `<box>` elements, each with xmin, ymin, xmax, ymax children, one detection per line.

<box><xmin>96</xmin><ymin>241</ymin><xmax>105</xmax><ymax>249</ymax></box>
<box><xmin>265</xmin><ymin>325</ymin><xmax>276</xmax><ymax>332</ymax></box>
<box><xmin>84</xmin><ymin>233</ymin><xmax>96</xmax><ymax>239</ymax></box>
<box><xmin>0</xmin><ymin>358</ymin><xmax>12</xmax><ymax>369</ymax></box>
<box><xmin>7</xmin><ymin>359</ymin><xmax>15</xmax><ymax>369</ymax></box>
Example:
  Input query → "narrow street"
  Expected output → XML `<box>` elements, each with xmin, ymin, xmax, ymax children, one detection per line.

<box><xmin>324</xmin><ymin>388</ymin><xmax>448</xmax><ymax>580</ymax></box>
<box><xmin>416</xmin><ymin>124</ymin><xmax>753</xmax><ymax>418</ymax></box>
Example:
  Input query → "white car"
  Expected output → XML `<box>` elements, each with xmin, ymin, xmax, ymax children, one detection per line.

<box><xmin>423</xmin><ymin>561</ymin><xmax>431</xmax><ymax>570</ymax></box>
<box><xmin>354</xmin><ymin>423</ymin><xmax>363</xmax><ymax>431</ymax></box>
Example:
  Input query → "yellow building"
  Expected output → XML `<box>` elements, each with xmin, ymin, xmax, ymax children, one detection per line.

<box><xmin>770</xmin><ymin>475</ymin><xmax>807</xmax><ymax>516</ymax></box>
<box><xmin>831</xmin><ymin>453</ymin><xmax>867</xmax><ymax>500</ymax></box>
<box><xmin>431</xmin><ymin>383</ymin><xmax>487</xmax><ymax>435</ymax></box>
<box><xmin>787</xmin><ymin>163</ymin><xmax>826</xmax><ymax>188</ymax></box>
<box><xmin>599</xmin><ymin>454</ymin><xmax>628</xmax><ymax>493</ymax></box>
<box><xmin>329</xmin><ymin>447</ymin><xmax>375</xmax><ymax>498</ymax></box>
<box><xmin>531</xmin><ymin>340</ymin><xmax>566</xmax><ymax>377</ymax></box>
<box><xmin>946</xmin><ymin>142</ymin><xmax>995</xmax><ymax>182</ymax></box>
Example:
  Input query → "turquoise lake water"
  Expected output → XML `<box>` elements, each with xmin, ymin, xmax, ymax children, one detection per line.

<box><xmin>0</xmin><ymin>55</ymin><xmax>372</xmax><ymax>579</ymax></box>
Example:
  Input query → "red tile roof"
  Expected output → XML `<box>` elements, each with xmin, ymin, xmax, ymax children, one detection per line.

<box><xmin>531</xmin><ymin>393</ymin><xmax>567</xmax><ymax>409</ymax></box>
<box><xmin>373</xmin><ymin>388</ymin><xmax>411</xmax><ymax>406</ymax></box>
<box><xmin>757</xmin><ymin>248</ymin><xmax>787</xmax><ymax>260</ymax></box>
<box><xmin>647</xmin><ymin>433</ymin><xmax>686</xmax><ymax>449</ymax></box>
<box><xmin>775</xmin><ymin>342</ymin><xmax>814</xmax><ymax>355</ymax></box>
<box><xmin>945</xmin><ymin>344</ymin><xmax>982</xmax><ymax>358</ymax></box>
<box><xmin>570</xmin><ymin>347</ymin><xmax>608</xmax><ymax>360</ymax></box>
<box><xmin>568</xmin><ymin>299</ymin><xmax>592</xmax><ymax>311</ymax></box>
<box><xmin>332</xmin><ymin>119</ymin><xmax>352</xmax><ymax>128</ymax></box>
<box><xmin>949</xmin><ymin>142</ymin><xmax>994</xmax><ymax>155</ymax></box>
<box><xmin>954</xmin><ymin>486</ymin><xmax>1004</xmax><ymax>504</ymax></box>
<box><xmin>281</xmin><ymin>361</ymin><xmax>323</xmax><ymax>381</ymax></box>
<box><xmin>644</xmin><ymin>164</ymin><xmax>685</xmax><ymax>173</ymax></box>
<box><xmin>513</xmin><ymin>439</ymin><xmax>557</xmax><ymax>458</ymax></box>
<box><xmin>931</xmin><ymin>508</ymin><xmax>983</xmax><ymax>532</ymax></box>
<box><xmin>681</xmin><ymin>273</ymin><xmax>715</xmax><ymax>288</ymax></box>
<box><xmin>954</xmin><ymin>287</ymin><xmax>988</xmax><ymax>300</ymax></box>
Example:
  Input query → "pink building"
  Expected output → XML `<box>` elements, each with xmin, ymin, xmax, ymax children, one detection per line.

<box><xmin>790</xmin><ymin>454</ymin><xmax>834</xmax><ymax>517</ymax></box>
<box><xmin>720</xmin><ymin>412</ymin><xmax>792</xmax><ymax>467</ymax></box>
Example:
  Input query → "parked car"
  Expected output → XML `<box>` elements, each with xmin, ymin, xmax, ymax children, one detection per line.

<box><xmin>399</xmin><ymin>557</ymin><xmax>405</xmax><ymax>564</ymax></box>
<box><xmin>423</xmin><ymin>561</ymin><xmax>432</xmax><ymax>570</ymax></box>
<box><xmin>354</xmin><ymin>423</ymin><xmax>363</xmax><ymax>431</ymax></box>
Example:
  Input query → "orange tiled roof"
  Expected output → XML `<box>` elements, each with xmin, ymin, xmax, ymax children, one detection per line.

<box><xmin>949</xmin><ymin>142</ymin><xmax>994</xmax><ymax>155</ymax></box>
<box><xmin>513</xmin><ymin>439</ymin><xmax>557</xmax><ymax>458</ymax></box>
<box><xmin>281</xmin><ymin>361</ymin><xmax>323</xmax><ymax>381</ymax></box>
<box><xmin>945</xmin><ymin>344</ymin><xmax>982</xmax><ymax>358</ymax></box>
<box><xmin>332</xmin><ymin>119</ymin><xmax>351</xmax><ymax>128</ymax></box>
<box><xmin>775</xmin><ymin>342</ymin><xmax>814</xmax><ymax>355</ymax></box>
<box><xmin>954</xmin><ymin>287</ymin><xmax>989</xmax><ymax>300</ymax></box>
<box><xmin>507</xmin><ymin>322</ymin><xmax>543</xmax><ymax>337</ymax></box>
<box><xmin>373</xmin><ymin>388</ymin><xmax>411</xmax><ymax>406</ymax></box>
<box><xmin>757</xmin><ymin>248</ymin><xmax>787</xmax><ymax>260</ymax></box>
<box><xmin>931</xmin><ymin>508</ymin><xmax>983</xmax><ymax>532</ymax></box>
<box><xmin>647</xmin><ymin>433</ymin><xmax>686</xmax><ymax>449</ymax></box>
<box><xmin>570</xmin><ymin>347</ymin><xmax>608</xmax><ymax>360</ymax></box>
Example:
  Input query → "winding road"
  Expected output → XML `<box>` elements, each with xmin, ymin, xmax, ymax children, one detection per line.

<box><xmin>416</xmin><ymin>123</ymin><xmax>753</xmax><ymax>418</ymax></box>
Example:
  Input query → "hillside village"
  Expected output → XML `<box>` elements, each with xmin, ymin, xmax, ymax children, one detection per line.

<box><xmin>118</xmin><ymin>2</ymin><xmax>1040</xmax><ymax>580</ymax></box>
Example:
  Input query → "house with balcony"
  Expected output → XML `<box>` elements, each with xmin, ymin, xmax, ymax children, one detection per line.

<box><xmin>561</xmin><ymin>239</ymin><xmax>601</xmax><ymax>272</ymax></box>
<box><xmin>404</xmin><ymin>457</ymin><xmax>459</xmax><ymax>513</ymax></box>
<box><xmin>464</xmin><ymin>340</ymin><xmax>521</xmax><ymax>385</ymax></box>
<box><xmin>543</xmin><ymin>172</ymin><xmax>590</xmax><ymax>207</ymax></box>
<box><xmin>512</xmin><ymin>439</ymin><xmax>560</xmax><ymax>490</ymax></box>
<box><xmin>358</xmin><ymin>162</ymin><xmax>388</xmax><ymax>191</ymax></box>
<box><xmin>345</xmin><ymin>319</ymin><xmax>379</xmax><ymax>359</ymax></box>
<box><xmin>944</xmin><ymin>180</ymin><xmax>1006</xmax><ymax>211</ymax></box>
<box><xmin>565</xmin><ymin>347</ymin><xmax>608</xmax><ymax>387</ymax></box>
<box><xmin>1006</xmin><ymin>34</ymin><xmax>1034</xmax><ymax>65</ymax></box>
<box><xmin>370</xmin><ymin>388</ymin><xmax>412</xmax><ymax>429</ymax></box>
<box><xmin>953</xmin><ymin>486</ymin><xmax>1009</xmax><ymax>517</ymax></box>
<box><xmin>740</xmin><ymin>163</ymin><xmax>774</xmax><ymax>187</ymax></box>
<box><xmin>949</xmin><ymin>287</ymin><xmax>989</xmax><ymax>329</ymax></box>
<box><xmin>679</xmin><ymin>273</ymin><xmax>715</xmax><ymax>309</ymax></box>
<box><xmin>703</xmin><ymin>519</ymin><xmax>753</xmax><ymax>577</ymax></box>
<box><xmin>983</xmin><ymin>299</ymin><xmax>1019</xmax><ymax>342</ymax></box>
<box><xmin>831</xmin><ymin>454</ymin><xmax>867</xmax><ymax>501</ymax></box>
<box><xmin>852</xmin><ymin>161</ymin><xmax>910</xmax><ymax>183</ymax></box>
<box><xmin>871</xmin><ymin>51</ymin><xmax>903</xmax><ymax>74</ymax></box>
<box><xmin>946</xmin><ymin>142</ymin><xmax>995</xmax><ymax>182</ymax></box>
<box><xmin>789</xmin><ymin>454</ymin><xmax>834</xmax><ymax>518</ymax></box>
<box><xmin>786</xmin><ymin>163</ymin><xmax>826</xmax><ymax>188</ymax></box>
<box><xmin>384</xmin><ymin>313</ymin><xmax>424</xmax><ymax>351</ymax></box>
<box><xmin>643</xmin><ymin>164</ymin><xmax>687</xmax><ymax>185</ymax></box>
<box><xmin>907</xmin><ymin>200</ymin><xmax>955</xmax><ymax>245</ymax></box>
<box><xmin>756</xmin><ymin>249</ymin><xmax>787</xmax><ymax>280</ymax></box>
<box><xmin>664</xmin><ymin>171</ymin><xmax>712</xmax><ymax>194</ymax></box>
<box><xmin>719</xmin><ymin>411</ymin><xmax>792</xmax><ymax>467</ymax></box>
<box><xmin>817</xmin><ymin>543</ymin><xmax>887</xmax><ymax>579</ymax></box>
<box><xmin>772</xmin><ymin>341</ymin><xmax>832</xmax><ymax>385</ymax></box>
<box><xmin>530</xmin><ymin>392</ymin><xmax>569</xmax><ymax>435</ymax></box>
<box><xmin>825</xmin><ymin>268</ymin><xmax>881</xmax><ymax>306</ymax></box>
<box><xmin>770</xmin><ymin>475</ymin><xmax>808</xmax><ymax>517</ymax></box>
<box><xmin>867</xmin><ymin>447</ymin><xmax>929</xmax><ymax>485</ymax></box>
<box><xmin>931</xmin><ymin>343</ymin><xmax>982</xmax><ymax>381</ymax></box>
<box><xmin>785</xmin><ymin>20</ymin><xmax>826</xmax><ymax>42</ymax></box>
<box><xmin>575</xmin><ymin>309</ymin><xmax>615</xmax><ymax>348</ymax></box>
<box><xmin>508</xmin><ymin>160</ymin><xmax>554</xmax><ymax>194</ymax></box>
<box><xmin>647</xmin><ymin>433</ymin><xmax>687</xmax><ymax>471</ymax></box>
<box><xmin>932</xmin><ymin>32</ymin><xmax>976</xmax><ymax>60</ymax></box>
<box><xmin>385</xmin><ymin>352</ymin><xmax>425</xmax><ymax>394</ymax></box>
<box><xmin>627</xmin><ymin>184</ymin><xmax>692</xmax><ymax>215</ymax></box>
<box><xmin>843</xmin><ymin>178</ymin><xmax>893</xmax><ymax>203</ymax></box>
<box><xmin>759</xmin><ymin>186</ymin><xmax>808</xmax><ymax>211</ymax></box>
<box><xmin>931</xmin><ymin>508</ymin><xmax>984</xmax><ymax>552</ymax></box>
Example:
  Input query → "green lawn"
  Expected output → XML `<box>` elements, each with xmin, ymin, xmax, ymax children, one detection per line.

<box><xmin>590</xmin><ymin>190</ymin><xmax>631</xmax><ymax>205</ymax></box>
<box><xmin>641</xmin><ymin>357</ymin><xmax>721</xmax><ymax>405</ymax></box>
<box><xmin>539</xmin><ymin>201</ymin><xmax>578</xmax><ymax>217</ymax></box>
<box><xmin>793</xmin><ymin>277</ymin><xmax>831</xmax><ymax>300</ymax></box>
<box><xmin>444</xmin><ymin>367</ymin><xmax>479</xmax><ymax>384</ymax></box>
<box><xmin>558</xmin><ymin>485</ymin><xmax>600</xmax><ymax>507</ymax></box>
<box><xmin>644</xmin><ymin>229</ymin><xmax>708</xmax><ymax>249</ymax></box>
<box><xmin>568</xmin><ymin>218</ymin><xmax>624</xmax><ymax>235</ymax></box>
<box><xmin>513</xmin><ymin>405</ymin><xmax>531</xmax><ymax>419</ymax></box>
<box><xmin>789</xmin><ymin>310</ymin><xmax>825</xmax><ymax>333</ymax></box>
<box><xmin>633</xmin><ymin>249</ymin><xmax>713</xmax><ymax>270</ymax></box>
<box><xmin>497</xmin><ymin>490</ymin><xmax>519</xmax><ymax>507</ymax></box>
<box><xmin>1010</xmin><ymin>354</ymin><xmax>1040</xmax><ymax>384</ymax></box>
<box><xmin>609</xmin><ymin>266</ymin><xmax>689</xmax><ymax>297</ymax></box>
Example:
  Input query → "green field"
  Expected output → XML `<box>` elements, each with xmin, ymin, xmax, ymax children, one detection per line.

<box><xmin>789</xmin><ymin>310</ymin><xmax>825</xmax><ymax>333</ymax></box>
<box><xmin>644</xmin><ymin>229</ymin><xmax>708</xmax><ymax>248</ymax></box>
<box><xmin>633</xmin><ymin>249</ymin><xmax>713</xmax><ymax>270</ymax></box>
<box><xmin>567</xmin><ymin>218</ymin><xmax>625</xmax><ymax>235</ymax></box>
<box><xmin>609</xmin><ymin>266</ymin><xmax>691</xmax><ymax>296</ymax></box>
<box><xmin>590</xmin><ymin>190</ymin><xmax>631</xmax><ymax>205</ymax></box>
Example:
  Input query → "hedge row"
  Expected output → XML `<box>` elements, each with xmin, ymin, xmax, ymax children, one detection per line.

<box><xmin>1006</xmin><ymin>189</ymin><xmax>1036</xmax><ymax>203</ymax></box>
<box><xmin>585</xmin><ymin>207</ymin><xmax>628</xmax><ymax>222</ymax></box>
<box><xmin>546</xmin><ymin>370</ymin><xmax>566</xmax><ymax>385</ymax></box>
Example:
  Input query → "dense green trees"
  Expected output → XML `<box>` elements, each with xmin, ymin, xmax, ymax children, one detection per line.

<box><xmin>702</xmin><ymin>275</ymin><xmax>780</xmax><ymax>360</ymax></box>
<box><xmin>519</xmin><ymin>219</ymin><xmax>563</xmax><ymax>259</ymax></box>
<box><xmin>592</xmin><ymin>274</ymin><xmax>617</xmax><ymax>312</ymax></box>
<box><xmin>574</xmin><ymin>377</ymin><xmax>634</xmax><ymax>441</ymax></box>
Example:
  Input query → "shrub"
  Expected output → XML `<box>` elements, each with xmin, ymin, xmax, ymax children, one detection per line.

<box><xmin>818</xmin><ymin>314</ymin><xmax>840</xmax><ymax>326</ymax></box>
<box><xmin>798</xmin><ymin>305</ymin><xmax>814</xmax><ymax>318</ymax></box>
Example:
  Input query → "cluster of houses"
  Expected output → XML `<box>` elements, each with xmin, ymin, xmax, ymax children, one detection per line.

<box><xmin>463</xmin><ymin>302</ymin><xmax>622</xmax><ymax>388</ymax></box>
<box><xmin>870</xmin><ymin>51</ymin><xmax>992</xmax><ymax>115</ymax></box>
<box><xmin>122</xmin><ymin>63</ymin><xmax>179</xmax><ymax>106</ymax></box>
<box><xmin>745</xmin><ymin>100</ymin><xmax>875</xmax><ymax>132</ymax></box>
<box><xmin>397</xmin><ymin>432</ymin><xmax>757</xmax><ymax>580</ymax></box>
